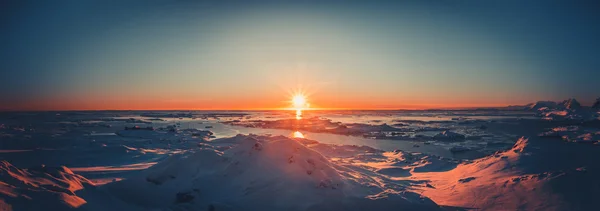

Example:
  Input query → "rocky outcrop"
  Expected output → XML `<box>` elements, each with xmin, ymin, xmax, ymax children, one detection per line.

<box><xmin>560</xmin><ymin>98</ymin><xmax>581</xmax><ymax>110</ymax></box>
<box><xmin>592</xmin><ymin>98</ymin><xmax>600</xmax><ymax>110</ymax></box>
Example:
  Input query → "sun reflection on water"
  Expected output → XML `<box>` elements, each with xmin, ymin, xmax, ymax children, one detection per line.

<box><xmin>293</xmin><ymin>131</ymin><xmax>305</xmax><ymax>138</ymax></box>
<box><xmin>295</xmin><ymin>109</ymin><xmax>302</xmax><ymax>120</ymax></box>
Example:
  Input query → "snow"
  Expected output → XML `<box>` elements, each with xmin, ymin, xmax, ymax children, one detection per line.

<box><xmin>103</xmin><ymin>135</ymin><xmax>441</xmax><ymax>210</ymax></box>
<box><xmin>527</xmin><ymin>99</ymin><xmax>580</xmax><ymax>111</ymax></box>
<box><xmin>223</xmin><ymin>118</ymin><xmax>406</xmax><ymax>137</ymax></box>
<box><xmin>524</xmin><ymin>98</ymin><xmax>600</xmax><ymax>121</ymax></box>
<box><xmin>0</xmin><ymin>161</ymin><xmax>92</xmax><ymax>210</ymax></box>
<box><xmin>561</xmin><ymin>98</ymin><xmax>581</xmax><ymax>110</ymax></box>
<box><xmin>528</xmin><ymin>101</ymin><xmax>560</xmax><ymax>110</ymax></box>
<box><xmin>539</xmin><ymin>126</ymin><xmax>600</xmax><ymax>143</ymax></box>
<box><xmin>540</xmin><ymin>109</ymin><xmax>599</xmax><ymax>121</ymax></box>
<box><xmin>2</xmin><ymin>110</ymin><xmax>600</xmax><ymax>210</ymax></box>
<box><xmin>413</xmin><ymin>136</ymin><xmax>600</xmax><ymax>210</ymax></box>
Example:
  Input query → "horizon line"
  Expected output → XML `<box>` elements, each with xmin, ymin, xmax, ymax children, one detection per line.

<box><xmin>0</xmin><ymin>106</ymin><xmax>522</xmax><ymax>112</ymax></box>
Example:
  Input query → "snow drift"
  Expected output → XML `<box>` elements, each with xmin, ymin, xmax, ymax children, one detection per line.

<box><xmin>0</xmin><ymin>161</ymin><xmax>92</xmax><ymax>210</ymax></box>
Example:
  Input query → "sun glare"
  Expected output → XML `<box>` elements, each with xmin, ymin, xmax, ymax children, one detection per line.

<box><xmin>292</xmin><ymin>95</ymin><xmax>307</xmax><ymax>109</ymax></box>
<box><xmin>288</xmin><ymin>91</ymin><xmax>310</xmax><ymax>120</ymax></box>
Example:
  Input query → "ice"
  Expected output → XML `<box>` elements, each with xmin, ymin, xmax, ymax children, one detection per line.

<box><xmin>0</xmin><ymin>161</ymin><xmax>92</xmax><ymax>210</ymax></box>
<box><xmin>539</xmin><ymin>126</ymin><xmax>600</xmax><ymax>144</ymax></box>
<box><xmin>2</xmin><ymin>110</ymin><xmax>600</xmax><ymax>210</ymax></box>
<box><xmin>526</xmin><ymin>99</ymin><xmax>582</xmax><ymax>111</ymax></box>
<box><xmin>523</xmin><ymin>98</ymin><xmax>600</xmax><ymax>121</ymax></box>
<box><xmin>539</xmin><ymin>109</ymin><xmax>599</xmax><ymax>121</ymax></box>
<box><xmin>449</xmin><ymin>146</ymin><xmax>471</xmax><ymax>153</ymax></box>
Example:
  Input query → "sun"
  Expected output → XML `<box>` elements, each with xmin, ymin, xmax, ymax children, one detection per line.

<box><xmin>292</xmin><ymin>94</ymin><xmax>307</xmax><ymax>108</ymax></box>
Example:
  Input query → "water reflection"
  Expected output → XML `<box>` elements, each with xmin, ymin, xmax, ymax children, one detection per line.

<box><xmin>293</xmin><ymin>131</ymin><xmax>305</xmax><ymax>138</ymax></box>
<box><xmin>295</xmin><ymin>109</ymin><xmax>302</xmax><ymax>120</ymax></box>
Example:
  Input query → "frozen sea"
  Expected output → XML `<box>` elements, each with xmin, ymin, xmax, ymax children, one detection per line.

<box><xmin>2</xmin><ymin>108</ymin><xmax>599</xmax><ymax>211</ymax></box>
<box><xmin>0</xmin><ymin>110</ymin><xmax>534</xmax><ymax>181</ymax></box>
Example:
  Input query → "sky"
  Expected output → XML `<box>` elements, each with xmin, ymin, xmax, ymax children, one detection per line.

<box><xmin>1</xmin><ymin>0</ymin><xmax>599</xmax><ymax>110</ymax></box>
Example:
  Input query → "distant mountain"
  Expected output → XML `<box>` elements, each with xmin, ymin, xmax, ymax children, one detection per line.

<box><xmin>527</xmin><ymin>101</ymin><xmax>560</xmax><ymax>110</ymax></box>
<box><xmin>509</xmin><ymin>98</ymin><xmax>600</xmax><ymax>121</ymax></box>
<box><xmin>522</xmin><ymin>98</ymin><xmax>582</xmax><ymax>111</ymax></box>
<box><xmin>592</xmin><ymin>98</ymin><xmax>600</xmax><ymax>110</ymax></box>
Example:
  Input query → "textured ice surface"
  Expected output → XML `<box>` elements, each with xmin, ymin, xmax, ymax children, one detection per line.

<box><xmin>1</xmin><ymin>108</ymin><xmax>600</xmax><ymax>210</ymax></box>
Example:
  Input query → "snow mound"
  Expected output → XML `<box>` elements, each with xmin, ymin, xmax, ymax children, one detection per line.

<box><xmin>0</xmin><ymin>161</ymin><xmax>93</xmax><ymax>210</ymax></box>
<box><xmin>539</xmin><ymin>126</ymin><xmax>600</xmax><ymax>144</ymax></box>
<box><xmin>415</xmin><ymin>136</ymin><xmax>600</xmax><ymax>210</ymax></box>
<box><xmin>105</xmin><ymin>135</ymin><xmax>441</xmax><ymax>210</ymax></box>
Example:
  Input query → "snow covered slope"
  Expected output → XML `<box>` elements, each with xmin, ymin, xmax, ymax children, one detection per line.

<box><xmin>104</xmin><ymin>135</ymin><xmax>441</xmax><ymax>211</ymax></box>
<box><xmin>415</xmin><ymin>136</ymin><xmax>600</xmax><ymax>210</ymax></box>
<box><xmin>0</xmin><ymin>161</ymin><xmax>92</xmax><ymax>210</ymax></box>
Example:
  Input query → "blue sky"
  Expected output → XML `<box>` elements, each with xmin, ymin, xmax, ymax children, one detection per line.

<box><xmin>1</xmin><ymin>0</ymin><xmax>599</xmax><ymax>110</ymax></box>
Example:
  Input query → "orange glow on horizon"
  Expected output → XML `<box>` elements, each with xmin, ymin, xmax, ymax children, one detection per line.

<box><xmin>1</xmin><ymin>88</ymin><xmax>532</xmax><ymax>111</ymax></box>
<box><xmin>0</xmin><ymin>98</ymin><xmax>525</xmax><ymax>111</ymax></box>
